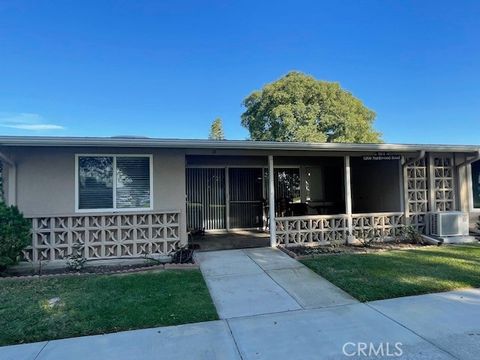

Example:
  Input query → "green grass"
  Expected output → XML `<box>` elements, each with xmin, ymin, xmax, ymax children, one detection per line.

<box><xmin>301</xmin><ymin>245</ymin><xmax>480</xmax><ymax>302</ymax></box>
<box><xmin>0</xmin><ymin>270</ymin><xmax>218</xmax><ymax>346</ymax></box>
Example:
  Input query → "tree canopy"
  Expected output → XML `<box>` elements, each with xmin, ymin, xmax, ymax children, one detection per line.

<box><xmin>241</xmin><ymin>72</ymin><xmax>382</xmax><ymax>143</ymax></box>
<box><xmin>208</xmin><ymin>117</ymin><xmax>225</xmax><ymax>140</ymax></box>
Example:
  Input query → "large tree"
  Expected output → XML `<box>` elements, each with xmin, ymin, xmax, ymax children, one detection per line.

<box><xmin>241</xmin><ymin>72</ymin><xmax>382</xmax><ymax>143</ymax></box>
<box><xmin>208</xmin><ymin>117</ymin><xmax>225</xmax><ymax>140</ymax></box>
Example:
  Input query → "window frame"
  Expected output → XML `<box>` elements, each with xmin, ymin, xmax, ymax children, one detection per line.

<box><xmin>75</xmin><ymin>154</ymin><xmax>154</xmax><ymax>213</ymax></box>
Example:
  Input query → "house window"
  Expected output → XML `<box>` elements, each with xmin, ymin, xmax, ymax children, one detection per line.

<box><xmin>77</xmin><ymin>155</ymin><xmax>152</xmax><ymax>211</ymax></box>
<box><xmin>471</xmin><ymin>160</ymin><xmax>480</xmax><ymax>209</ymax></box>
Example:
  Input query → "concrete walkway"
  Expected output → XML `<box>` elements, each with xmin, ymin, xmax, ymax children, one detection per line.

<box><xmin>195</xmin><ymin>248</ymin><xmax>358</xmax><ymax>318</ymax></box>
<box><xmin>2</xmin><ymin>248</ymin><xmax>480</xmax><ymax>359</ymax></box>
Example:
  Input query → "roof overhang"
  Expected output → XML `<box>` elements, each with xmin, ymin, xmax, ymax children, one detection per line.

<box><xmin>0</xmin><ymin>136</ymin><xmax>478</xmax><ymax>154</ymax></box>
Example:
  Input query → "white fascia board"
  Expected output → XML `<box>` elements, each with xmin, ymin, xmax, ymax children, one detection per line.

<box><xmin>0</xmin><ymin>136</ymin><xmax>479</xmax><ymax>153</ymax></box>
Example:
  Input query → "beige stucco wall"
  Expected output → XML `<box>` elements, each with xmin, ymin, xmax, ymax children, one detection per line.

<box><xmin>448</xmin><ymin>153</ymin><xmax>479</xmax><ymax>233</ymax></box>
<box><xmin>3</xmin><ymin>146</ymin><xmax>188</xmax><ymax>242</ymax></box>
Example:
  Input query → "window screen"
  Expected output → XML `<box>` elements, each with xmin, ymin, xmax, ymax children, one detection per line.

<box><xmin>78</xmin><ymin>157</ymin><xmax>114</xmax><ymax>209</ymax></box>
<box><xmin>116</xmin><ymin>157</ymin><xmax>151</xmax><ymax>209</ymax></box>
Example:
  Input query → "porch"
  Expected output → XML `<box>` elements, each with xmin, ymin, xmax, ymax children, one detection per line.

<box><xmin>190</xmin><ymin>230</ymin><xmax>269</xmax><ymax>252</ymax></box>
<box><xmin>185</xmin><ymin>152</ymin><xmax>461</xmax><ymax>249</ymax></box>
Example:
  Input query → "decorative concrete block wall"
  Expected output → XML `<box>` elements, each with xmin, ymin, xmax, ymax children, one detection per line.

<box><xmin>23</xmin><ymin>211</ymin><xmax>181</xmax><ymax>262</ymax></box>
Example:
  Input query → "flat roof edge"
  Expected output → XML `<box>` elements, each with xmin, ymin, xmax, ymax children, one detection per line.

<box><xmin>0</xmin><ymin>136</ymin><xmax>478</xmax><ymax>153</ymax></box>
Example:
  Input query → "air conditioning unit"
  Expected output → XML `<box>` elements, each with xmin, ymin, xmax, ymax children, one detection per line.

<box><xmin>430</xmin><ymin>212</ymin><xmax>469</xmax><ymax>237</ymax></box>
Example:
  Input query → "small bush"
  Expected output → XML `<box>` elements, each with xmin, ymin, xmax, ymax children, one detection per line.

<box><xmin>171</xmin><ymin>246</ymin><xmax>194</xmax><ymax>264</ymax></box>
<box><xmin>401</xmin><ymin>225</ymin><xmax>424</xmax><ymax>245</ymax></box>
<box><xmin>65</xmin><ymin>243</ymin><xmax>87</xmax><ymax>271</ymax></box>
<box><xmin>0</xmin><ymin>202</ymin><xmax>31</xmax><ymax>271</ymax></box>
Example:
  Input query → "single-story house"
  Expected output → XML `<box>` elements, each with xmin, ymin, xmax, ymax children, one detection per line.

<box><xmin>0</xmin><ymin>136</ymin><xmax>479</xmax><ymax>263</ymax></box>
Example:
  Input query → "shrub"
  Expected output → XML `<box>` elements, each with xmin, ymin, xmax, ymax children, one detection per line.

<box><xmin>401</xmin><ymin>225</ymin><xmax>424</xmax><ymax>245</ymax></box>
<box><xmin>65</xmin><ymin>243</ymin><xmax>87</xmax><ymax>271</ymax></box>
<box><xmin>0</xmin><ymin>202</ymin><xmax>31</xmax><ymax>271</ymax></box>
<box><xmin>171</xmin><ymin>246</ymin><xmax>194</xmax><ymax>264</ymax></box>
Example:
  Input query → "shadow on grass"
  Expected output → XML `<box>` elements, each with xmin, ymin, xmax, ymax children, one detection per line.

<box><xmin>301</xmin><ymin>245</ymin><xmax>480</xmax><ymax>302</ymax></box>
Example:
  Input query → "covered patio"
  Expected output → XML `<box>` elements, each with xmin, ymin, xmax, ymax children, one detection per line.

<box><xmin>185</xmin><ymin>150</ymin><xmax>423</xmax><ymax>250</ymax></box>
<box><xmin>274</xmin><ymin>153</ymin><xmax>406</xmax><ymax>248</ymax></box>
<box><xmin>272</xmin><ymin>151</ymin><xmax>466</xmax><ymax>247</ymax></box>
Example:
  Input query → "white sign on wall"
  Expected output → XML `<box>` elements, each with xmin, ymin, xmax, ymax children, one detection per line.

<box><xmin>362</xmin><ymin>152</ymin><xmax>401</xmax><ymax>161</ymax></box>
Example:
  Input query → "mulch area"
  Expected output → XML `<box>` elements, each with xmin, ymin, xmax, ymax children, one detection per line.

<box><xmin>1</xmin><ymin>262</ymin><xmax>199</xmax><ymax>280</ymax></box>
<box><xmin>1</xmin><ymin>249</ymin><xmax>198</xmax><ymax>280</ymax></box>
<box><xmin>280</xmin><ymin>242</ymin><xmax>434</xmax><ymax>259</ymax></box>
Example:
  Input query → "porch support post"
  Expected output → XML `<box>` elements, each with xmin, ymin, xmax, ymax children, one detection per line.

<box><xmin>268</xmin><ymin>155</ymin><xmax>276</xmax><ymax>247</ymax></box>
<box><xmin>401</xmin><ymin>155</ymin><xmax>410</xmax><ymax>225</ymax></box>
<box><xmin>427</xmin><ymin>152</ymin><xmax>435</xmax><ymax>212</ymax></box>
<box><xmin>225</xmin><ymin>167</ymin><xmax>230</xmax><ymax>231</ymax></box>
<box><xmin>344</xmin><ymin>155</ymin><xmax>353</xmax><ymax>243</ymax></box>
<box><xmin>427</xmin><ymin>152</ymin><xmax>435</xmax><ymax>235</ymax></box>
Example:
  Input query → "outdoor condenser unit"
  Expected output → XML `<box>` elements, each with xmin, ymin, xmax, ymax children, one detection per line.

<box><xmin>430</xmin><ymin>212</ymin><xmax>469</xmax><ymax>237</ymax></box>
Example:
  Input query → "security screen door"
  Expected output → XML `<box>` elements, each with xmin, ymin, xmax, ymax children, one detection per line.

<box><xmin>186</xmin><ymin>168</ymin><xmax>226</xmax><ymax>230</ymax></box>
<box><xmin>186</xmin><ymin>167</ymin><xmax>263</xmax><ymax>231</ymax></box>
<box><xmin>228</xmin><ymin>168</ymin><xmax>264</xmax><ymax>229</ymax></box>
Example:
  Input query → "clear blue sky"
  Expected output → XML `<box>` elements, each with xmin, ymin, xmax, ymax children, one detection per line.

<box><xmin>0</xmin><ymin>1</ymin><xmax>478</xmax><ymax>144</ymax></box>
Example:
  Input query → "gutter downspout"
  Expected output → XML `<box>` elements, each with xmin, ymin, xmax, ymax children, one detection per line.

<box><xmin>402</xmin><ymin>150</ymin><xmax>426</xmax><ymax>167</ymax></box>
<box><xmin>0</xmin><ymin>150</ymin><xmax>16</xmax><ymax>206</ymax></box>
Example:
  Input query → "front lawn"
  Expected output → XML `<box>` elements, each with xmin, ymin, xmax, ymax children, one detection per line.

<box><xmin>301</xmin><ymin>245</ymin><xmax>480</xmax><ymax>302</ymax></box>
<box><xmin>0</xmin><ymin>270</ymin><xmax>218</xmax><ymax>346</ymax></box>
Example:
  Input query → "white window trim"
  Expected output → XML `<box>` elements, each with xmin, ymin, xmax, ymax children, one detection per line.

<box><xmin>75</xmin><ymin>154</ymin><xmax>154</xmax><ymax>213</ymax></box>
<box><xmin>467</xmin><ymin>162</ymin><xmax>480</xmax><ymax>212</ymax></box>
